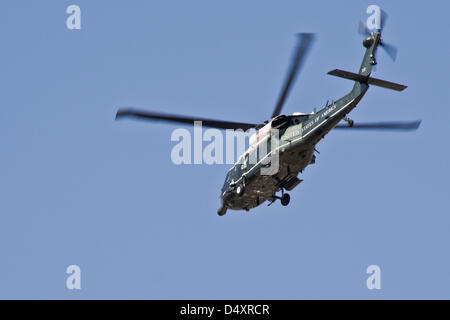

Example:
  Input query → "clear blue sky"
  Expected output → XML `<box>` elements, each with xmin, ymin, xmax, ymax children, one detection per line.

<box><xmin>0</xmin><ymin>0</ymin><xmax>449</xmax><ymax>299</ymax></box>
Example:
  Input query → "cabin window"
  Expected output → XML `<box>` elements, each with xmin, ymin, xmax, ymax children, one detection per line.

<box><xmin>242</xmin><ymin>154</ymin><xmax>249</xmax><ymax>170</ymax></box>
<box><xmin>294</xmin><ymin>115</ymin><xmax>309</xmax><ymax>123</ymax></box>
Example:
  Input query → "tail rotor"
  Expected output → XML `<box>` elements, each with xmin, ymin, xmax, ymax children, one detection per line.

<box><xmin>359</xmin><ymin>9</ymin><xmax>398</xmax><ymax>61</ymax></box>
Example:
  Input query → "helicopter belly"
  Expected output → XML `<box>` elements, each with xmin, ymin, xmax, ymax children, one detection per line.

<box><xmin>224</xmin><ymin>144</ymin><xmax>315</xmax><ymax>211</ymax></box>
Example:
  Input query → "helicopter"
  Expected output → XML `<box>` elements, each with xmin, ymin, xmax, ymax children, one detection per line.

<box><xmin>116</xmin><ymin>12</ymin><xmax>420</xmax><ymax>216</ymax></box>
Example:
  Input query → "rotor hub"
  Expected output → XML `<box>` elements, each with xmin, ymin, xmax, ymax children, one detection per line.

<box><xmin>363</xmin><ymin>36</ymin><xmax>374</xmax><ymax>48</ymax></box>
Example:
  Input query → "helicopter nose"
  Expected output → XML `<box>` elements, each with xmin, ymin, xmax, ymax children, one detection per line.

<box><xmin>222</xmin><ymin>189</ymin><xmax>234</xmax><ymax>203</ymax></box>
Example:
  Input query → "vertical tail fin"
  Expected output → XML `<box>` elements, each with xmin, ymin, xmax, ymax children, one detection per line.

<box><xmin>327</xmin><ymin>30</ymin><xmax>406</xmax><ymax>92</ymax></box>
<box><xmin>358</xmin><ymin>31</ymin><xmax>381</xmax><ymax>76</ymax></box>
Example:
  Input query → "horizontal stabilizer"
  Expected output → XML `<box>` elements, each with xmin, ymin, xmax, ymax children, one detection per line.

<box><xmin>328</xmin><ymin>69</ymin><xmax>407</xmax><ymax>91</ymax></box>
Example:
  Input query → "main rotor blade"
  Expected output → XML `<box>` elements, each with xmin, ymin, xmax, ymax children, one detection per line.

<box><xmin>335</xmin><ymin>120</ymin><xmax>421</xmax><ymax>131</ymax></box>
<box><xmin>116</xmin><ymin>108</ymin><xmax>258</xmax><ymax>131</ymax></box>
<box><xmin>271</xmin><ymin>33</ymin><xmax>316</xmax><ymax>118</ymax></box>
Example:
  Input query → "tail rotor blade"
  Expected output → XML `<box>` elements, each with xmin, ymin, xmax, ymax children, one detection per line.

<box><xmin>381</xmin><ymin>41</ymin><xmax>398</xmax><ymax>61</ymax></box>
<box><xmin>379</xmin><ymin>9</ymin><xmax>397</xmax><ymax>61</ymax></box>
<box><xmin>358</xmin><ymin>20</ymin><xmax>371</xmax><ymax>36</ymax></box>
<box><xmin>380</xmin><ymin>9</ymin><xmax>388</xmax><ymax>30</ymax></box>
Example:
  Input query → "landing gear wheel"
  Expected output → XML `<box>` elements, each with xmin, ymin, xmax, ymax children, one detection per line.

<box><xmin>236</xmin><ymin>184</ymin><xmax>245</xmax><ymax>196</ymax></box>
<box><xmin>344</xmin><ymin>116</ymin><xmax>354</xmax><ymax>128</ymax></box>
<box><xmin>281</xmin><ymin>193</ymin><xmax>290</xmax><ymax>206</ymax></box>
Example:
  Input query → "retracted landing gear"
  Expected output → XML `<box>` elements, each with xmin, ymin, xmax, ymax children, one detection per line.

<box><xmin>268</xmin><ymin>188</ymin><xmax>290</xmax><ymax>207</ymax></box>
